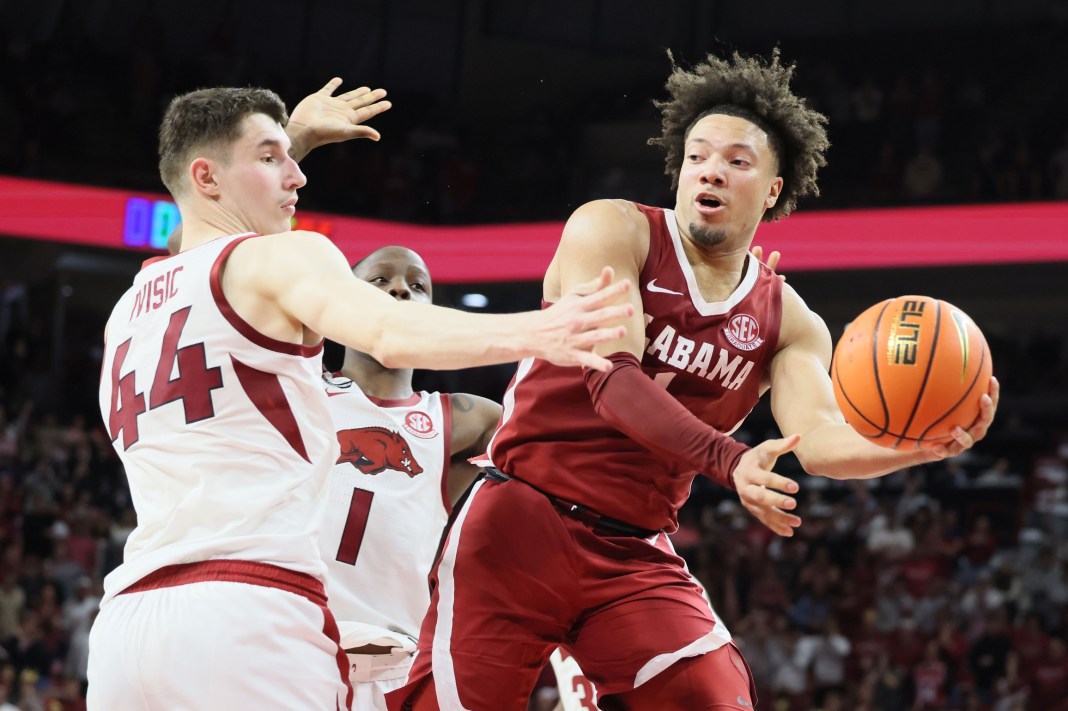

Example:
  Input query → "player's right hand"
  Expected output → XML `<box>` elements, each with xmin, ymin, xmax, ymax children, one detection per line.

<box><xmin>732</xmin><ymin>434</ymin><xmax>802</xmax><ymax>537</ymax></box>
<box><xmin>536</xmin><ymin>267</ymin><xmax>632</xmax><ymax>371</ymax></box>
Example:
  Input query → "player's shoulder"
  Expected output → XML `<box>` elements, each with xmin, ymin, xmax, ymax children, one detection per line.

<box><xmin>562</xmin><ymin>199</ymin><xmax>650</xmax><ymax>251</ymax></box>
<box><xmin>568</xmin><ymin>199</ymin><xmax>646</xmax><ymax>227</ymax></box>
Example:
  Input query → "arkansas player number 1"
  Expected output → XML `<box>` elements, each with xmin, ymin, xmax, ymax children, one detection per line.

<box><xmin>335</xmin><ymin>488</ymin><xmax>375</xmax><ymax>565</ymax></box>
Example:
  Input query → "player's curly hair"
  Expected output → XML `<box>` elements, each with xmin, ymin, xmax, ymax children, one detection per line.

<box><xmin>648</xmin><ymin>49</ymin><xmax>829</xmax><ymax>221</ymax></box>
<box><xmin>158</xmin><ymin>87</ymin><xmax>289</xmax><ymax>197</ymax></box>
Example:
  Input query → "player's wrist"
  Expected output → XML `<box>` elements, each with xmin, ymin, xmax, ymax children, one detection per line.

<box><xmin>285</xmin><ymin>122</ymin><xmax>316</xmax><ymax>162</ymax></box>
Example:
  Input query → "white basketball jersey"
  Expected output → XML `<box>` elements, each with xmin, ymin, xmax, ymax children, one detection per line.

<box><xmin>319</xmin><ymin>373</ymin><xmax>451</xmax><ymax>650</ymax></box>
<box><xmin>98</xmin><ymin>234</ymin><xmax>338</xmax><ymax>604</ymax></box>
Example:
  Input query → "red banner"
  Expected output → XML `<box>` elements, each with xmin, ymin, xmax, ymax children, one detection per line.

<box><xmin>1</xmin><ymin>175</ymin><xmax>1065</xmax><ymax>283</ymax></box>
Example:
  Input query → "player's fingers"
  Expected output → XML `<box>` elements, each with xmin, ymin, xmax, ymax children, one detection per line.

<box><xmin>573</xmin><ymin>350</ymin><xmax>614</xmax><ymax>372</ymax></box>
<box><xmin>574</xmin><ymin>278</ymin><xmax>631</xmax><ymax>310</ymax></box>
<box><xmin>760</xmin><ymin>473</ymin><xmax>800</xmax><ymax>494</ymax></box>
<box><xmin>346</xmin><ymin>127</ymin><xmax>382</xmax><ymax>142</ymax></box>
<box><xmin>743</xmin><ymin>483</ymin><xmax>797</xmax><ymax>511</ymax></box>
<box><xmin>758</xmin><ymin>433</ymin><xmax>801</xmax><ymax>460</ymax></box>
<box><xmin>571</xmin><ymin>325</ymin><xmax>627</xmax><ymax>349</ymax></box>
<box><xmin>345</xmin><ymin>87</ymin><xmax>387</xmax><ymax>105</ymax></box>
<box><xmin>569</xmin><ymin>267</ymin><xmax>616</xmax><ymax>297</ymax></box>
<box><xmin>318</xmin><ymin>77</ymin><xmax>344</xmax><ymax>95</ymax></box>
<box><xmin>753</xmin><ymin>508</ymin><xmax>800</xmax><ymax>537</ymax></box>
<box><xmin>338</xmin><ymin>85</ymin><xmax>371</xmax><ymax>99</ymax></box>
<box><xmin>353</xmin><ymin>100</ymin><xmax>393</xmax><ymax>123</ymax></box>
<box><xmin>766</xmin><ymin>249</ymin><xmax>782</xmax><ymax>272</ymax></box>
<box><xmin>987</xmin><ymin>376</ymin><xmax>1000</xmax><ymax>408</ymax></box>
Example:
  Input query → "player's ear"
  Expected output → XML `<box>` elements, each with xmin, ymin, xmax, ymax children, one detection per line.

<box><xmin>190</xmin><ymin>157</ymin><xmax>221</xmax><ymax>196</ymax></box>
<box><xmin>765</xmin><ymin>177</ymin><xmax>783</xmax><ymax>210</ymax></box>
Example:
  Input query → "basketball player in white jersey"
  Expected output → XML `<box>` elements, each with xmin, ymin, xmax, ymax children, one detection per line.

<box><xmin>320</xmin><ymin>245</ymin><xmax>605</xmax><ymax>711</ymax></box>
<box><xmin>89</xmin><ymin>80</ymin><xmax>632</xmax><ymax>711</ymax></box>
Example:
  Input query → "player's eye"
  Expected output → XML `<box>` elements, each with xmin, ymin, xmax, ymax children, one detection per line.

<box><xmin>411</xmin><ymin>282</ymin><xmax>426</xmax><ymax>292</ymax></box>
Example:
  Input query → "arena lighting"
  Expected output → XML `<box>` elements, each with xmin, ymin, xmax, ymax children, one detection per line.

<box><xmin>1</xmin><ymin>175</ymin><xmax>1067</xmax><ymax>283</ymax></box>
<box><xmin>461</xmin><ymin>293</ymin><xmax>490</xmax><ymax>308</ymax></box>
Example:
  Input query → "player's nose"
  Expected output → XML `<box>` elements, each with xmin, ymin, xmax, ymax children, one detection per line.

<box><xmin>388</xmin><ymin>282</ymin><xmax>411</xmax><ymax>300</ymax></box>
<box><xmin>700</xmin><ymin>156</ymin><xmax>728</xmax><ymax>186</ymax></box>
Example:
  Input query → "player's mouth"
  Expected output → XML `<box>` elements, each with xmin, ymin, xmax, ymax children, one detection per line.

<box><xmin>695</xmin><ymin>193</ymin><xmax>725</xmax><ymax>215</ymax></box>
<box><xmin>281</xmin><ymin>197</ymin><xmax>298</xmax><ymax>215</ymax></box>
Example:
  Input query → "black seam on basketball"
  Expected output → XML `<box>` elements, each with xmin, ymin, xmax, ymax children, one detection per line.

<box><xmin>870</xmin><ymin>301</ymin><xmax>893</xmax><ymax>437</ymax></box>
<box><xmin>917</xmin><ymin>337</ymin><xmax>988</xmax><ymax>443</ymax></box>
<box><xmin>833</xmin><ymin>350</ymin><xmax>882</xmax><ymax>435</ymax></box>
<box><xmin>893</xmin><ymin>300</ymin><xmax>940</xmax><ymax>449</ymax></box>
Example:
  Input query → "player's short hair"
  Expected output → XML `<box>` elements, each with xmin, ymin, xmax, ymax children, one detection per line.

<box><xmin>158</xmin><ymin>87</ymin><xmax>289</xmax><ymax>197</ymax></box>
<box><xmin>648</xmin><ymin>49</ymin><xmax>830</xmax><ymax>221</ymax></box>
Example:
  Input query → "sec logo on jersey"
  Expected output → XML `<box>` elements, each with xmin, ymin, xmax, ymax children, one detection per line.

<box><xmin>402</xmin><ymin>410</ymin><xmax>438</xmax><ymax>439</ymax></box>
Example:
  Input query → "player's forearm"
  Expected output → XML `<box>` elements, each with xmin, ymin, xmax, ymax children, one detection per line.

<box><xmin>359</xmin><ymin>302</ymin><xmax>545</xmax><ymax>370</ymax></box>
<box><xmin>795</xmin><ymin>421</ymin><xmax>935</xmax><ymax>479</ymax></box>
<box><xmin>584</xmin><ymin>352</ymin><xmax>749</xmax><ymax>488</ymax></box>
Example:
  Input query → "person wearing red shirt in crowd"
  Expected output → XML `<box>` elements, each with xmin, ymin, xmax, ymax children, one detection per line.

<box><xmin>1029</xmin><ymin>637</ymin><xmax>1068</xmax><ymax>711</ymax></box>
<box><xmin>910</xmin><ymin>639</ymin><xmax>949</xmax><ymax>710</ymax></box>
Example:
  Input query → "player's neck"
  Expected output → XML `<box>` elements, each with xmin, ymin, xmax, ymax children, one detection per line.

<box><xmin>678</xmin><ymin>234</ymin><xmax>753</xmax><ymax>296</ymax></box>
<box><xmin>175</xmin><ymin>205</ymin><xmax>261</xmax><ymax>251</ymax></box>
<box><xmin>340</xmin><ymin>349</ymin><xmax>415</xmax><ymax>399</ymax></box>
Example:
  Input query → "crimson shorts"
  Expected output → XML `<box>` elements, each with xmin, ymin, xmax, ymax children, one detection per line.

<box><xmin>386</xmin><ymin>476</ymin><xmax>749</xmax><ymax>710</ymax></box>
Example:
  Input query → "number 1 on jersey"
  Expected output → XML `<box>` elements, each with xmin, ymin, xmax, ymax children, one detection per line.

<box><xmin>335</xmin><ymin>488</ymin><xmax>375</xmax><ymax>565</ymax></box>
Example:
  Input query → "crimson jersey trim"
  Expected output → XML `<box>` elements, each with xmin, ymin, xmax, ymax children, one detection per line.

<box><xmin>208</xmin><ymin>235</ymin><xmax>325</xmax><ymax>358</ymax></box>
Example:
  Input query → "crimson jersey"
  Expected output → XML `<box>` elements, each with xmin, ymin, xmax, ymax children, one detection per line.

<box><xmin>484</xmin><ymin>204</ymin><xmax>782</xmax><ymax>531</ymax></box>
<box><xmin>97</xmin><ymin>233</ymin><xmax>338</xmax><ymax>603</ymax></box>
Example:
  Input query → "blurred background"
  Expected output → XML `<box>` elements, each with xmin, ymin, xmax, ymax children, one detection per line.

<box><xmin>0</xmin><ymin>1</ymin><xmax>1066</xmax><ymax>709</ymax></box>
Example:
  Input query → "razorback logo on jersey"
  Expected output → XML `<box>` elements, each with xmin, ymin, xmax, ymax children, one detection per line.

<box><xmin>336</xmin><ymin>427</ymin><xmax>424</xmax><ymax>477</ymax></box>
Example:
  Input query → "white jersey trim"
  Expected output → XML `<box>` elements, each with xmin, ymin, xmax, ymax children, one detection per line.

<box><xmin>663</xmin><ymin>209</ymin><xmax>759</xmax><ymax>317</ymax></box>
<box><xmin>478</xmin><ymin>356</ymin><xmax>535</xmax><ymax>469</ymax></box>
<box><xmin>430</xmin><ymin>480</ymin><xmax>484</xmax><ymax>711</ymax></box>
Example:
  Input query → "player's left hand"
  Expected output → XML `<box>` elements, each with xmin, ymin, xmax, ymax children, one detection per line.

<box><xmin>926</xmin><ymin>376</ymin><xmax>1000</xmax><ymax>459</ymax></box>
<box><xmin>732</xmin><ymin>434</ymin><xmax>803</xmax><ymax>537</ymax></box>
<box><xmin>287</xmin><ymin>78</ymin><xmax>392</xmax><ymax>159</ymax></box>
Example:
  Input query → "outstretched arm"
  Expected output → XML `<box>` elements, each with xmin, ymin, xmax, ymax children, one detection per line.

<box><xmin>233</xmin><ymin>230</ymin><xmax>632</xmax><ymax>371</ymax></box>
<box><xmin>769</xmin><ymin>285</ymin><xmax>999</xmax><ymax>478</ymax></box>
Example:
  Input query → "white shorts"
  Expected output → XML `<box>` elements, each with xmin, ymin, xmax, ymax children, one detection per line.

<box><xmin>348</xmin><ymin>650</ymin><xmax>413</xmax><ymax>711</ymax></box>
<box><xmin>87</xmin><ymin>561</ymin><xmax>351</xmax><ymax>711</ymax></box>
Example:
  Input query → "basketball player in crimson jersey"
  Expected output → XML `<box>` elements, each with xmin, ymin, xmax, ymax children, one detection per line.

<box><xmin>388</xmin><ymin>51</ymin><xmax>999</xmax><ymax>711</ymax></box>
<box><xmin>89</xmin><ymin>82</ymin><xmax>632</xmax><ymax>710</ymax></box>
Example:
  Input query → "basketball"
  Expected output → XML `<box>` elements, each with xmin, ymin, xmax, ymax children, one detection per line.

<box><xmin>831</xmin><ymin>295</ymin><xmax>992</xmax><ymax>450</ymax></box>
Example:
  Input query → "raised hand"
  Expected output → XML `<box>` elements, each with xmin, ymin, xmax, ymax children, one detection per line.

<box><xmin>732</xmin><ymin>434</ymin><xmax>802</xmax><ymax>537</ymax></box>
<box><xmin>751</xmin><ymin>244</ymin><xmax>782</xmax><ymax>272</ymax></box>
<box><xmin>287</xmin><ymin>78</ymin><xmax>393</xmax><ymax>160</ymax></box>
<box><xmin>536</xmin><ymin>267</ymin><xmax>633</xmax><ymax>371</ymax></box>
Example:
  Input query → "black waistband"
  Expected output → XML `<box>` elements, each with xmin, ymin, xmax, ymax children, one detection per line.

<box><xmin>483</xmin><ymin>468</ymin><xmax>660</xmax><ymax>539</ymax></box>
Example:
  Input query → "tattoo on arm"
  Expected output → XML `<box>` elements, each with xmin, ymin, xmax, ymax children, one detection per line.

<box><xmin>452</xmin><ymin>394</ymin><xmax>474</xmax><ymax>412</ymax></box>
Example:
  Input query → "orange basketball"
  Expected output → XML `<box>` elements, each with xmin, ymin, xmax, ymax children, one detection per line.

<box><xmin>831</xmin><ymin>295</ymin><xmax>992</xmax><ymax>450</ymax></box>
